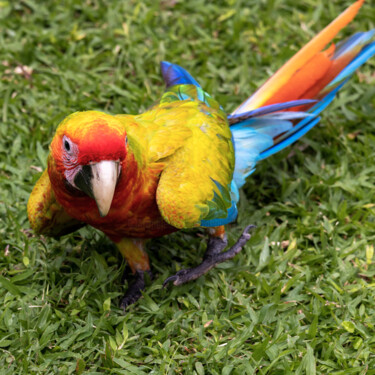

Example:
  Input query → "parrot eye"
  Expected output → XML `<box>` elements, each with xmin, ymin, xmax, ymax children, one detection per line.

<box><xmin>62</xmin><ymin>136</ymin><xmax>74</xmax><ymax>155</ymax></box>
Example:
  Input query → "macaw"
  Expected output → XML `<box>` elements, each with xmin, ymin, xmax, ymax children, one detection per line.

<box><xmin>28</xmin><ymin>0</ymin><xmax>375</xmax><ymax>310</ymax></box>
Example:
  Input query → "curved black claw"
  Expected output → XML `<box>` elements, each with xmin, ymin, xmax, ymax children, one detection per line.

<box><xmin>163</xmin><ymin>224</ymin><xmax>256</xmax><ymax>287</ymax></box>
<box><xmin>120</xmin><ymin>270</ymin><xmax>153</xmax><ymax>311</ymax></box>
<box><xmin>163</xmin><ymin>269</ymin><xmax>192</xmax><ymax>287</ymax></box>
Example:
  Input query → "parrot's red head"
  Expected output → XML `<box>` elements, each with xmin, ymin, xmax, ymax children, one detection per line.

<box><xmin>50</xmin><ymin>111</ymin><xmax>128</xmax><ymax>217</ymax></box>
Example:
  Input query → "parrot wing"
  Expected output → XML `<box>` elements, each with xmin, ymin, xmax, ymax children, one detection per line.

<box><xmin>153</xmin><ymin>85</ymin><xmax>237</xmax><ymax>229</ymax></box>
<box><xmin>27</xmin><ymin>169</ymin><xmax>85</xmax><ymax>237</ymax></box>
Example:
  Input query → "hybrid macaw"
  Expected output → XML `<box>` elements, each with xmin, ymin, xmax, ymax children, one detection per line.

<box><xmin>28</xmin><ymin>0</ymin><xmax>375</xmax><ymax>310</ymax></box>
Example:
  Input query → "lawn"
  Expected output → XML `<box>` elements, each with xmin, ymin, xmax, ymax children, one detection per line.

<box><xmin>1</xmin><ymin>0</ymin><xmax>375</xmax><ymax>373</ymax></box>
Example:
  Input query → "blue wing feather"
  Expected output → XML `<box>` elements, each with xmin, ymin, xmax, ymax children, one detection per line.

<box><xmin>200</xmin><ymin>181</ymin><xmax>239</xmax><ymax>227</ymax></box>
<box><xmin>161</xmin><ymin>61</ymin><xmax>201</xmax><ymax>88</ymax></box>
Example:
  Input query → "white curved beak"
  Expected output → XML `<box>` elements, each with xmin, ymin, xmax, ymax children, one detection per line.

<box><xmin>91</xmin><ymin>160</ymin><xmax>119</xmax><ymax>217</ymax></box>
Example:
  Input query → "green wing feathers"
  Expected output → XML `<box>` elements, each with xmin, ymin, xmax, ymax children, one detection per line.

<box><xmin>27</xmin><ymin>170</ymin><xmax>84</xmax><ymax>237</ymax></box>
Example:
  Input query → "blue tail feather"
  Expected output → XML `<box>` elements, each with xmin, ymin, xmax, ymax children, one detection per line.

<box><xmin>324</xmin><ymin>41</ymin><xmax>375</xmax><ymax>92</ymax></box>
<box><xmin>257</xmin><ymin>117</ymin><xmax>321</xmax><ymax>161</ymax></box>
<box><xmin>228</xmin><ymin>99</ymin><xmax>316</xmax><ymax>124</ymax></box>
<box><xmin>334</xmin><ymin>30</ymin><xmax>375</xmax><ymax>59</ymax></box>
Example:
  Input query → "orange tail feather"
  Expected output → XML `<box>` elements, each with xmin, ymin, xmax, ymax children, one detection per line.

<box><xmin>232</xmin><ymin>0</ymin><xmax>365</xmax><ymax>114</ymax></box>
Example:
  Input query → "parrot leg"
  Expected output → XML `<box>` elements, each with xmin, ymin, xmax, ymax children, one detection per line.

<box><xmin>115</xmin><ymin>238</ymin><xmax>152</xmax><ymax>310</ymax></box>
<box><xmin>163</xmin><ymin>224</ymin><xmax>255</xmax><ymax>287</ymax></box>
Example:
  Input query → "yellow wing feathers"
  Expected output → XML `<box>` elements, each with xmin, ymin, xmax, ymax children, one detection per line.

<box><xmin>152</xmin><ymin>102</ymin><xmax>234</xmax><ymax>229</ymax></box>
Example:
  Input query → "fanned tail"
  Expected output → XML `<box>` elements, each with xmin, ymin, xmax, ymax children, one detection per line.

<box><xmin>232</xmin><ymin>0</ymin><xmax>367</xmax><ymax>113</ymax></box>
<box><xmin>231</xmin><ymin>0</ymin><xmax>375</xmax><ymax>188</ymax></box>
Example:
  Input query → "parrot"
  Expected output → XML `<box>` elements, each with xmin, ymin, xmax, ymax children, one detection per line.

<box><xmin>27</xmin><ymin>0</ymin><xmax>375</xmax><ymax>310</ymax></box>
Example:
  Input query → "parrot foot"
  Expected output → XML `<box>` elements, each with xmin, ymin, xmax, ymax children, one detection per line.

<box><xmin>120</xmin><ymin>270</ymin><xmax>153</xmax><ymax>311</ymax></box>
<box><xmin>163</xmin><ymin>224</ymin><xmax>255</xmax><ymax>287</ymax></box>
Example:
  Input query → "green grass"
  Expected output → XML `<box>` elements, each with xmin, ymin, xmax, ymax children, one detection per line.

<box><xmin>1</xmin><ymin>0</ymin><xmax>375</xmax><ymax>373</ymax></box>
